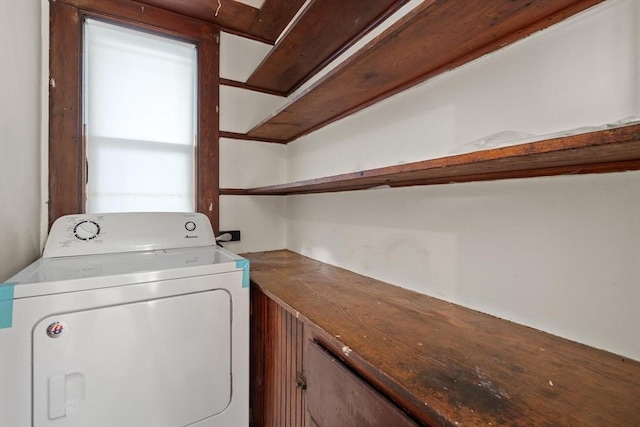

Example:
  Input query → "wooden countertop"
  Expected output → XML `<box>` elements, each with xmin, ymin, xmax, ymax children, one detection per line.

<box><xmin>244</xmin><ymin>250</ymin><xmax>640</xmax><ymax>427</ymax></box>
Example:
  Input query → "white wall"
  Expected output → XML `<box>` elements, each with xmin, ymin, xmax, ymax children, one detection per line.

<box><xmin>219</xmin><ymin>32</ymin><xmax>288</xmax><ymax>133</ymax></box>
<box><xmin>2</xmin><ymin>0</ymin><xmax>637</xmax><ymax>361</ymax></box>
<box><xmin>287</xmin><ymin>173</ymin><xmax>640</xmax><ymax>359</ymax></box>
<box><xmin>286</xmin><ymin>1</ymin><xmax>640</xmax><ymax>360</ymax></box>
<box><xmin>219</xmin><ymin>138</ymin><xmax>287</xmax><ymax>253</ymax></box>
<box><xmin>0</xmin><ymin>0</ymin><xmax>43</xmax><ymax>282</ymax></box>
<box><xmin>219</xmin><ymin>32</ymin><xmax>288</xmax><ymax>253</ymax></box>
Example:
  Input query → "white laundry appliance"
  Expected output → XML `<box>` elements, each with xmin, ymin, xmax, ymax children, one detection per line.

<box><xmin>0</xmin><ymin>212</ymin><xmax>249</xmax><ymax>427</ymax></box>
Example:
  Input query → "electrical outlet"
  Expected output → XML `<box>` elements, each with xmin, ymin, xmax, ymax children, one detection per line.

<box><xmin>219</xmin><ymin>230</ymin><xmax>241</xmax><ymax>242</ymax></box>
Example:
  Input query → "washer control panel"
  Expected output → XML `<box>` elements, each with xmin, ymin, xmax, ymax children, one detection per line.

<box><xmin>43</xmin><ymin>212</ymin><xmax>216</xmax><ymax>258</ymax></box>
<box><xmin>74</xmin><ymin>220</ymin><xmax>101</xmax><ymax>241</ymax></box>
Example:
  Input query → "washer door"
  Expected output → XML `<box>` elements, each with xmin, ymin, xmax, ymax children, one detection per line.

<box><xmin>32</xmin><ymin>290</ymin><xmax>231</xmax><ymax>427</ymax></box>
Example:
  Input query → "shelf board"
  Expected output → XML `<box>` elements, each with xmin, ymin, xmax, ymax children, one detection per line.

<box><xmin>246</xmin><ymin>0</ymin><xmax>409</xmax><ymax>95</ymax></box>
<box><xmin>220</xmin><ymin>124</ymin><xmax>640</xmax><ymax>196</ymax></box>
<box><xmin>246</xmin><ymin>0</ymin><xmax>604</xmax><ymax>143</ymax></box>
<box><xmin>245</xmin><ymin>250</ymin><xmax>640</xmax><ymax>426</ymax></box>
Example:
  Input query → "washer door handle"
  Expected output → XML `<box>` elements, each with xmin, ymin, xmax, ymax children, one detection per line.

<box><xmin>47</xmin><ymin>371</ymin><xmax>66</xmax><ymax>420</ymax></box>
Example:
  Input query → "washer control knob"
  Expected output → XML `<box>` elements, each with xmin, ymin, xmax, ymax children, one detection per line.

<box><xmin>185</xmin><ymin>221</ymin><xmax>196</xmax><ymax>232</ymax></box>
<box><xmin>74</xmin><ymin>220</ymin><xmax>101</xmax><ymax>241</ymax></box>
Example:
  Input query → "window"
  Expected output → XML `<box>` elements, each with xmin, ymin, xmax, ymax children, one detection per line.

<box><xmin>49</xmin><ymin>0</ymin><xmax>220</xmax><ymax>230</ymax></box>
<box><xmin>84</xmin><ymin>19</ymin><xmax>197</xmax><ymax>213</ymax></box>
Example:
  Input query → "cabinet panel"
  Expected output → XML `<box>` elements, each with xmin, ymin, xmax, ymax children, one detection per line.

<box><xmin>250</xmin><ymin>287</ymin><xmax>306</xmax><ymax>426</ymax></box>
<box><xmin>305</xmin><ymin>340</ymin><xmax>419</xmax><ymax>427</ymax></box>
<box><xmin>247</xmin><ymin>251</ymin><xmax>640</xmax><ymax>426</ymax></box>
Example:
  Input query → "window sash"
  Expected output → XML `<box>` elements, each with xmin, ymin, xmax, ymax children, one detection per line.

<box><xmin>83</xmin><ymin>19</ymin><xmax>197</xmax><ymax>213</ymax></box>
<box><xmin>48</xmin><ymin>0</ymin><xmax>220</xmax><ymax>231</ymax></box>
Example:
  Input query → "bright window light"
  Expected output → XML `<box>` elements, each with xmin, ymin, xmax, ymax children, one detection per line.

<box><xmin>83</xmin><ymin>19</ymin><xmax>197</xmax><ymax>213</ymax></box>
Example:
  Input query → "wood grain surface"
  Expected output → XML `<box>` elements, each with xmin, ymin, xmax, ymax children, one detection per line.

<box><xmin>247</xmin><ymin>0</ymin><xmax>604</xmax><ymax>142</ymax></box>
<box><xmin>246</xmin><ymin>0</ymin><xmax>409</xmax><ymax>94</ymax></box>
<box><xmin>224</xmin><ymin>124</ymin><xmax>640</xmax><ymax>196</ymax></box>
<box><xmin>245</xmin><ymin>250</ymin><xmax>640</xmax><ymax>427</ymax></box>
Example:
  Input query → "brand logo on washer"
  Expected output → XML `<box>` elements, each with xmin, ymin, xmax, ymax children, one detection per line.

<box><xmin>46</xmin><ymin>321</ymin><xmax>66</xmax><ymax>338</ymax></box>
<box><xmin>185</xmin><ymin>235</ymin><xmax>198</xmax><ymax>239</ymax></box>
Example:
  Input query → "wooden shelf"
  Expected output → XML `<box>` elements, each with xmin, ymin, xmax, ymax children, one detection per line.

<box><xmin>220</xmin><ymin>124</ymin><xmax>640</xmax><ymax>196</ymax></box>
<box><xmin>246</xmin><ymin>0</ymin><xmax>604</xmax><ymax>143</ymax></box>
<box><xmin>245</xmin><ymin>250</ymin><xmax>640</xmax><ymax>426</ymax></box>
<box><xmin>246</xmin><ymin>0</ymin><xmax>408</xmax><ymax>95</ymax></box>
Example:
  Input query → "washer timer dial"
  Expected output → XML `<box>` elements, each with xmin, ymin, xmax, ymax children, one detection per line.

<box><xmin>74</xmin><ymin>220</ymin><xmax>101</xmax><ymax>241</ymax></box>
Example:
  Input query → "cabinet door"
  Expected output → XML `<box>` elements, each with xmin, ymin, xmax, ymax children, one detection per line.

<box><xmin>305</xmin><ymin>340</ymin><xmax>418</xmax><ymax>427</ymax></box>
<box><xmin>250</xmin><ymin>287</ymin><xmax>306</xmax><ymax>426</ymax></box>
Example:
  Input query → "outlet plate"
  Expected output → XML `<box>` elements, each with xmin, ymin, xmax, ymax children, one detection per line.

<box><xmin>219</xmin><ymin>230</ymin><xmax>241</xmax><ymax>242</ymax></box>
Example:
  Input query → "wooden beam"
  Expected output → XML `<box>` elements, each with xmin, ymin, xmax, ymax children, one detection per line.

<box><xmin>134</xmin><ymin>0</ymin><xmax>305</xmax><ymax>43</ymax></box>
<box><xmin>54</xmin><ymin>0</ymin><xmax>220</xmax><ymax>40</ymax></box>
<box><xmin>134</xmin><ymin>0</ymin><xmax>268</xmax><ymax>41</ymax></box>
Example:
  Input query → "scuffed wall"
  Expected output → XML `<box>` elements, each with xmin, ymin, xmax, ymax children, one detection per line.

<box><xmin>286</xmin><ymin>1</ymin><xmax>640</xmax><ymax>360</ymax></box>
<box><xmin>0</xmin><ymin>0</ymin><xmax>43</xmax><ymax>281</ymax></box>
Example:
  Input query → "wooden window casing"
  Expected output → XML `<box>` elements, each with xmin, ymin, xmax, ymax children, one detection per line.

<box><xmin>49</xmin><ymin>0</ymin><xmax>220</xmax><ymax>232</ymax></box>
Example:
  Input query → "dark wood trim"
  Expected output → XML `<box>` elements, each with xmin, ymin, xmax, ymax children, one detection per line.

<box><xmin>48</xmin><ymin>0</ymin><xmax>220</xmax><ymax>230</ymax></box>
<box><xmin>246</xmin><ymin>0</ymin><xmax>409</xmax><ymax>95</ymax></box>
<box><xmin>54</xmin><ymin>0</ymin><xmax>219</xmax><ymax>40</ymax></box>
<box><xmin>250</xmin><ymin>286</ymin><xmax>307</xmax><ymax>426</ymax></box>
<box><xmin>135</xmin><ymin>0</ymin><xmax>304</xmax><ymax>44</ymax></box>
<box><xmin>219</xmin><ymin>131</ymin><xmax>287</xmax><ymax>145</ymax></box>
<box><xmin>197</xmin><ymin>33</ymin><xmax>221</xmax><ymax>234</ymax></box>
<box><xmin>246</xmin><ymin>0</ymin><xmax>605</xmax><ymax>143</ymax></box>
<box><xmin>248</xmin><ymin>0</ymin><xmax>307</xmax><ymax>44</ymax></box>
<box><xmin>49</xmin><ymin>1</ymin><xmax>84</xmax><ymax>227</ymax></box>
<box><xmin>134</xmin><ymin>0</ymin><xmax>269</xmax><ymax>42</ymax></box>
<box><xmin>222</xmin><ymin>125</ymin><xmax>640</xmax><ymax>195</ymax></box>
<box><xmin>285</xmin><ymin>0</ymin><xmax>409</xmax><ymax>96</ymax></box>
<box><xmin>220</xmin><ymin>188</ymin><xmax>263</xmax><ymax>196</ymax></box>
<box><xmin>220</xmin><ymin>78</ymin><xmax>286</xmax><ymax>97</ymax></box>
<box><xmin>219</xmin><ymin>131</ymin><xmax>245</xmax><ymax>140</ymax></box>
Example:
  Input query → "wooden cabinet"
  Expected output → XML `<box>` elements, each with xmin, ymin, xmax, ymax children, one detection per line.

<box><xmin>247</xmin><ymin>250</ymin><xmax>640</xmax><ymax>427</ymax></box>
<box><xmin>250</xmin><ymin>287</ymin><xmax>421</xmax><ymax>427</ymax></box>
<box><xmin>304</xmin><ymin>340</ymin><xmax>418</xmax><ymax>427</ymax></box>
<box><xmin>250</xmin><ymin>287</ymin><xmax>306</xmax><ymax>426</ymax></box>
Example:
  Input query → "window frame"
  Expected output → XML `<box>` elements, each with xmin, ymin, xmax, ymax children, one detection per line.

<box><xmin>49</xmin><ymin>0</ymin><xmax>220</xmax><ymax>232</ymax></box>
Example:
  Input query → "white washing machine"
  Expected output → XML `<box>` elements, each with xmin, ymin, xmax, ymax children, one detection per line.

<box><xmin>0</xmin><ymin>212</ymin><xmax>249</xmax><ymax>427</ymax></box>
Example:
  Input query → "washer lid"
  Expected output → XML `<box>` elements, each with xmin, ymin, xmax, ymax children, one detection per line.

<box><xmin>43</xmin><ymin>212</ymin><xmax>216</xmax><ymax>258</ymax></box>
<box><xmin>7</xmin><ymin>246</ymin><xmax>246</xmax><ymax>299</ymax></box>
